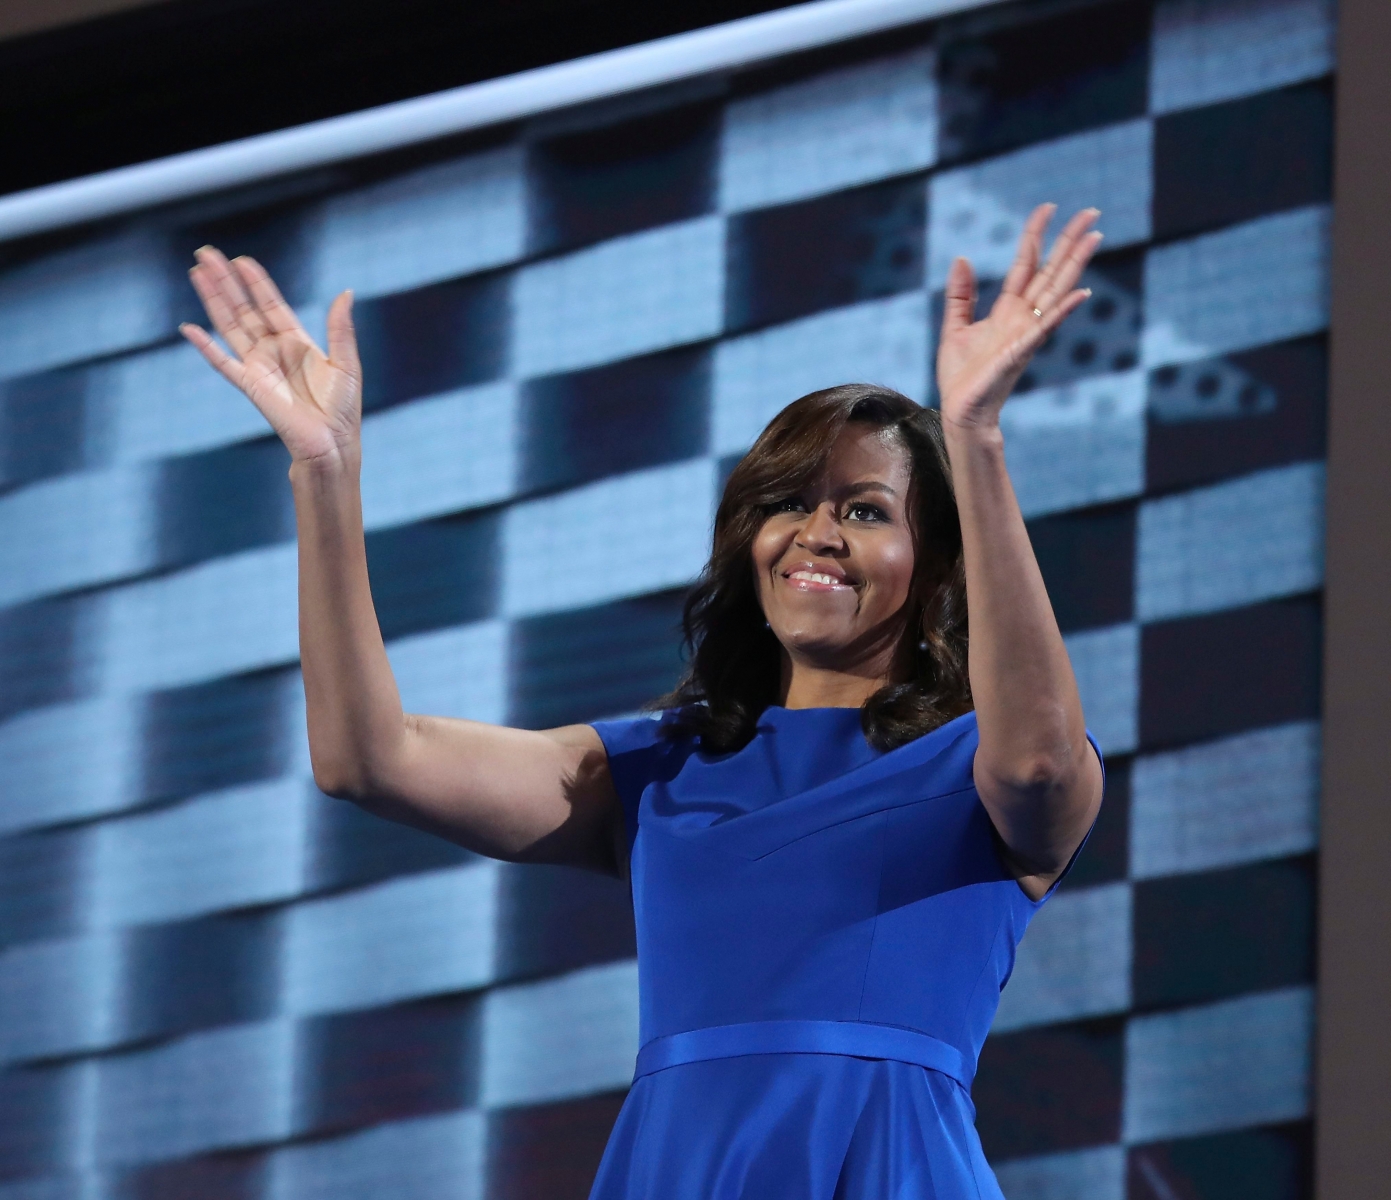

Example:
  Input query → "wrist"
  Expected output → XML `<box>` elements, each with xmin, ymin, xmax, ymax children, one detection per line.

<box><xmin>941</xmin><ymin>411</ymin><xmax>1005</xmax><ymax>452</ymax></box>
<box><xmin>289</xmin><ymin>443</ymin><xmax>362</xmax><ymax>483</ymax></box>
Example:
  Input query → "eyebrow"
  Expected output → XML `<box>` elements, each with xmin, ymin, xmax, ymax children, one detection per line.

<box><xmin>841</xmin><ymin>481</ymin><xmax>898</xmax><ymax>497</ymax></box>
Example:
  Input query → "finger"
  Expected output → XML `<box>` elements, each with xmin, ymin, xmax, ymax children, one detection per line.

<box><xmin>233</xmin><ymin>255</ymin><xmax>306</xmax><ymax>337</ymax></box>
<box><xmin>179</xmin><ymin>321</ymin><xmax>248</xmax><ymax>390</ymax></box>
<box><xmin>941</xmin><ymin>257</ymin><xmax>978</xmax><ymax>335</ymax></box>
<box><xmin>188</xmin><ymin>262</ymin><xmax>256</xmax><ymax>357</ymax></box>
<box><xmin>1000</xmin><ymin>203</ymin><xmax>1054</xmax><ymax>297</ymax></box>
<box><xmin>326</xmin><ymin>291</ymin><xmax>362</xmax><ymax>382</ymax></box>
<box><xmin>1034</xmin><ymin>230</ymin><xmax>1103</xmax><ymax>314</ymax></box>
<box><xmin>194</xmin><ymin>245</ymin><xmax>271</xmax><ymax>345</ymax></box>
<box><xmin>1025</xmin><ymin>208</ymin><xmax>1099</xmax><ymax>306</ymax></box>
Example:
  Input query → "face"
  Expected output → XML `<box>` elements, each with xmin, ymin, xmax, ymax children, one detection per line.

<box><xmin>752</xmin><ymin>423</ymin><xmax>916</xmax><ymax>678</ymax></box>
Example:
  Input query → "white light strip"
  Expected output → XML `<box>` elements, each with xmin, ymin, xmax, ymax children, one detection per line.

<box><xmin>0</xmin><ymin>0</ymin><xmax>1002</xmax><ymax>243</ymax></box>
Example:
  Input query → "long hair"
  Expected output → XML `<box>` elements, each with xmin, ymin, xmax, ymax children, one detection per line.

<box><xmin>656</xmin><ymin>383</ymin><xmax>971</xmax><ymax>753</ymax></box>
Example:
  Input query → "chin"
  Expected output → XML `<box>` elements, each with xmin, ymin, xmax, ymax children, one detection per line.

<box><xmin>777</xmin><ymin>626</ymin><xmax>859</xmax><ymax>658</ymax></box>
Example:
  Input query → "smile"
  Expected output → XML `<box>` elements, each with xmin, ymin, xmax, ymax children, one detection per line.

<box><xmin>784</xmin><ymin>567</ymin><xmax>856</xmax><ymax>591</ymax></box>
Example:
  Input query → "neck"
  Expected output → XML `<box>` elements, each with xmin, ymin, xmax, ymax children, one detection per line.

<box><xmin>779</xmin><ymin>657</ymin><xmax>891</xmax><ymax>710</ymax></box>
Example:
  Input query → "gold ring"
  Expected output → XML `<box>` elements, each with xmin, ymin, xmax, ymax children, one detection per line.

<box><xmin>1032</xmin><ymin>307</ymin><xmax>1044</xmax><ymax>318</ymax></box>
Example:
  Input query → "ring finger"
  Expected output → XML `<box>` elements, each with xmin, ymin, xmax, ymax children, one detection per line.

<box><xmin>1031</xmin><ymin>228</ymin><xmax>1102</xmax><ymax>316</ymax></box>
<box><xmin>1024</xmin><ymin>208</ymin><xmax>1099</xmax><ymax>309</ymax></box>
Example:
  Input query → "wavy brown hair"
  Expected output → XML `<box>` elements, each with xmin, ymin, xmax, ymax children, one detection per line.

<box><xmin>656</xmin><ymin>383</ymin><xmax>972</xmax><ymax>753</ymax></box>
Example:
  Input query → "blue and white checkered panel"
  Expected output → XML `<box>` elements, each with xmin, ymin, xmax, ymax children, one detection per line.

<box><xmin>926</xmin><ymin>119</ymin><xmax>1154</xmax><ymax>290</ymax></box>
<box><xmin>720</xmin><ymin>46</ymin><xmax>938</xmax><ymax>212</ymax></box>
<box><xmin>0</xmin><ymin>0</ymin><xmax>1334</xmax><ymax>1196</ymax></box>
<box><xmin>307</xmin><ymin>147</ymin><xmax>529</xmax><ymax>302</ymax></box>
<box><xmin>1149</xmin><ymin>0</ymin><xmax>1335</xmax><ymax>114</ymax></box>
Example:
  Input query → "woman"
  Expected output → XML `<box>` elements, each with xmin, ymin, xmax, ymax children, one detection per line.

<box><xmin>183</xmin><ymin>201</ymin><xmax>1106</xmax><ymax>1199</ymax></box>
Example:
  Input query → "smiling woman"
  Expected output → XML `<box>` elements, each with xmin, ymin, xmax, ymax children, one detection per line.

<box><xmin>658</xmin><ymin>385</ymin><xmax>971</xmax><ymax>752</ymax></box>
<box><xmin>181</xmin><ymin>202</ymin><xmax>1106</xmax><ymax>1200</ymax></box>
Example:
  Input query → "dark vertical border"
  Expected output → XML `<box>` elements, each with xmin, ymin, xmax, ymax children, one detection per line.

<box><xmin>1318</xmin><ymin>0</ymin><xmax>1391</xmax><ymax>1193</ymax></box>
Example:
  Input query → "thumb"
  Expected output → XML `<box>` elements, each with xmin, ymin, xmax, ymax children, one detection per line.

<box><xmin>941</xmin><ymin>257</ymin><xmax>977</xmax><ymax>335</ymax></box>
<box><xmin>326</xmin><ymin>290</ymin><xmax>362</xmax><ymax>381</ymax></box>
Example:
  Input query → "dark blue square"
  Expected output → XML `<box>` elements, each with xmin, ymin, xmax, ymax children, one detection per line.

<box><xmin>1140</xmin><ymin>597</ymin><xmax>1322</xmax><ymax>750</ymax></box>
<box><xmin>0</xmin><ymin>828</ymin><xmax>86</xmax><ymax>952</ymax></box>
<box><xmin>1027</xmin><ymin>501</ymin><xmax>1136</xmax><ymax>632</ymax></box>
<box><xmin>1132</xmin><ymin>856</ymin><xmax>1315</xmax><ymax>1010</ymax></box>
<box><xmin>0</xmin><ymin>595</ymin><xmax>90</xmax><ymax>723</ymax></box>
<box><xmin>156</xmin><ymin>435</ymin><xmax>294</xmax><ymax>568</ymax></box>
<box><xmin>1127</xmin><ymin>1121</ymin><xmax>1312</xmax><ymax>1200</ymax></box>
<box><xmin>528</xmin><ymin>100</ymin><xmax>718</xmax><ymax>255</ymax></box>
<box><xmin>0</xmin><ymin>1064</ymin><xmax>69</xmax><ymax>1178</ymax></box>
<box><xmin>109</xmin><ymin>1153</ymin><xmax>269</xmax><ymax>1200</ymax></box>
<box><xmin>0</xmin><ymin>365</ymin><xmax>88</xmax><ymax>489</ymax></box>
<box><xmin>355</xmin><ymin>271</ymin><xmax>509</xmax><ymax>413</ymax></box>
<box><xmin>295</xmin><ymin>996</ymin><xmax>480</xmax><ymax>1136</ymax></box>
<box><xmin>936</xmin><ymin>0</ymin><xmax>1150</xmax><ymax>164</ymax></box>
<box><xmin>1153</xmin><ymin>80</ymin><xmax>1332</xmax><ymax>242</ymax></box>
<box><xmin>120</xmin><ymin>910</ymin><xmax>282</xmax><ymax>1040</ymax></box>
<box><xmin>486</xmin><ymin>1092</ymin><xmax>629</xmax><ymax>1200</ymax></box>
<box><xmin>1146</xmin><ymin>337</ymin><xmax>1327</xmax><ymax>495</ymax></box>
<box><xmin>365</xmin><ymin>510</ymin><xmax>502</xmax><ymax>639</ymax></box>
<box><xmin>726</xmin><ymin>176</ymin><xmax>925</xmax><ymax>333</ymax></box>
<box><xmin>495</xmin><ymin>863</ymin><xmax>636</xmax><ymax>981</ymax></box>
<box><xmin>508</xmin><ymin>590</ymin><xmax>687</xmax><ymax>729</ymax></box>
<box><xmin>140</xmin><ymin>668</ymin><xmax>296</xmax><ymax>805</ymax></box>
<box><xmin>520</xmin><ymin>344</ymin><xmax>710</xmax><ymax>494</ymax></box>
<box><xmin>975</xmin><ymin>1016</ymin><xmax>1125</xmax><ymax>1159</ymax></box>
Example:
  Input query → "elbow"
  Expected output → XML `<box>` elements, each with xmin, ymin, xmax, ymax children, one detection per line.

<box><xmin>311</xmin><ymin>760</ymin><xmax>363</xmax><ymax>801</ymax></box>
<box><xmin>308</xmin><ymin>721</ymin><xmax>409</xmax><ymax>803</ymax></box>
<box><xmin>984</xmin><ymin>744</ymin><xmax>1088</xmax><ymax>799</ymax></box>
<box><xmin>991</xmin><ymin>757</ymin><xmax>1065</xmax><ymax>798</ymax></box>
<box><xmin>310</xmin><ymin>749</ymin><xmax>378</xmax><ymax>803</ymax></box>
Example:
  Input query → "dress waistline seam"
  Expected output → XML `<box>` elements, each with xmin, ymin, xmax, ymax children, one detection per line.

<box><xmin>634</xmin><ymin>1019</ymin><xmax>972</xmax><ymax>1088</ymax></box>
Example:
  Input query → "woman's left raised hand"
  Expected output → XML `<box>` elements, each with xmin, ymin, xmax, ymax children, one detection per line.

<box><xmin>936</xmin><ymin>204</ymin><xmax>1103</xmax><ymax>433</ymax></box>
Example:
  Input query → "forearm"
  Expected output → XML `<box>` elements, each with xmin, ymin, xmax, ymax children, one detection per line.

<box><xmin>290</xmin><ymin>448</ymin><xmax>408</xmax><ymax>797</ymax></box>
<box><xmin>944</xmin><ymin>421</ymin><xmax>1093</xmax><ymax>823</ymax></box>
<box><xmin>182</xmin><ymin>255</ymin><xmax>621</xmax><ymax>870</ymax></box>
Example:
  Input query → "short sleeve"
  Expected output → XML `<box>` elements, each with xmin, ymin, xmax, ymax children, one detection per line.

<box><xmin>590</xmin><ymin>715</ymin><xmax>680</xmax><ymax>852</ymax></box>
<box><xmin>1035</xmin><ymin>730</ymin><xmax>1108</xmax><ymax>904</ymax></box>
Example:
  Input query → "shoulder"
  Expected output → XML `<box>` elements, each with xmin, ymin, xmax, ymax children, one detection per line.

<box><xmin>883</xmin><ymin>708</ymin><xmax>979</xmax><ymax>789</ymax></box>
<box><xmin>590</xmin><ymin>710</ymin><xmax>697</xmax><ymax>792</ymax></box>
<box><xmin>590</xmin><ymin>712</ymin><xmax>670</xmax><ymax>758</ymax></box>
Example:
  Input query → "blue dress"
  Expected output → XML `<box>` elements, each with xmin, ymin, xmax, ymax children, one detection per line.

<box><xmin>587</xmin><ymin>706</ymin><xmax>1095</xmax><ymax>1200</ymax></box>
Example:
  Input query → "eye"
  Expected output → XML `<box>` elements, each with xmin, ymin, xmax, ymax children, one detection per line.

<box><xmin>767</xmin><ymin>496</ymin><xmax>807</xmax><ymax>515</ymax></box>
<box><xmin>846</xmin><ymin>501</ymin><xmax>888</xmax><ymax>522</ymax></box>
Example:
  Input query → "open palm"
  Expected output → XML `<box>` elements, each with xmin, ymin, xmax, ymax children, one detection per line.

<box><xmin>181</xmin><ymin>247</ymin><xmax>363</xmax><ymax>464</ymax></box>
<box><xmin>936</xmin><ymin>204</ymin><xmax>1103</xmax><ymax>431</ymax></box>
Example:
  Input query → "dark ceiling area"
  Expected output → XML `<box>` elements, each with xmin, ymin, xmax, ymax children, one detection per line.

<box><xmin>1</xmin><ymin>0</ymin><xmax>801</xmax><ymax>198</ymax></box>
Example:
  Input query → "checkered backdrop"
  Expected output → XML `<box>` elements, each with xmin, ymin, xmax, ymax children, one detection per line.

<box><xmin>0</xmin><ymin>0</ymin><xmax>1334</xmax><ymax>1196</ymax></box>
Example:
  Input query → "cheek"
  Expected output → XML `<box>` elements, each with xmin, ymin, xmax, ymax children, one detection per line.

<box><xmin>868</xmin><ymin>536</ymin><xmax>917</xmax><ymax>605</ymax></box>
<box><xmin>750</xmin><ymin>525</ymin><xmax>784</xmax><ymax>593</ymax></box>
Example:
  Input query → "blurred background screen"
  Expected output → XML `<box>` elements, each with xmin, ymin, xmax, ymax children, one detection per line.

<box><xmin>0</xmin><ymin>0</ymin><xmax>1338</xmax><ymax>1197</ymax></box>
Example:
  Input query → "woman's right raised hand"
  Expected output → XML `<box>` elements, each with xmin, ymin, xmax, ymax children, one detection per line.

<box><xmin>181</xmin><ymin>247</ymin><xmax>362</xmax><ymax>466</ymax></box>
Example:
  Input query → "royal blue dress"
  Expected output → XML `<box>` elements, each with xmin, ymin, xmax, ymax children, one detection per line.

<box><xmin>587</xmin><ymin>705</ymin><xmax>1096</xmax><ymax>1200</ymax></box>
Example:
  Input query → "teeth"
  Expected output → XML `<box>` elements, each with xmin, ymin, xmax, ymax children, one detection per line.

<box><xmin>790</xmin><ymin>571</ymin><xmax>843</xmax><ymax>586</ymax></box>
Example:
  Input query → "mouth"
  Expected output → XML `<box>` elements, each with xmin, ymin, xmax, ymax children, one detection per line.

<box><xmin>782</xmin><ymin>562</ymin><xmax>856</xmax><ymax>592</ymax></box>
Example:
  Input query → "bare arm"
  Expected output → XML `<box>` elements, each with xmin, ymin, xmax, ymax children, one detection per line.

<box><xmin>935</xmin><ymin>206</ymin><xmax>1106</xmax><ymax>900</ymax></box>
<box><xmin>182</xmin><ymin>248</ymin><xmax>622</xmax><ymax>873</ymax></box>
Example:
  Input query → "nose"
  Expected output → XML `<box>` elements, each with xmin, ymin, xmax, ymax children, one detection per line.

<box><xmin>796</xmin><ymin>502</ymin><xmax>844</xmax><ymax>553</ymax></box>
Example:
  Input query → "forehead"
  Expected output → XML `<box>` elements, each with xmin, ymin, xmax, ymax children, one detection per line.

<box><xmin>815</xmin><ymin>423</ymin><xmax>910</xmax><ymax>486</ymax></box>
